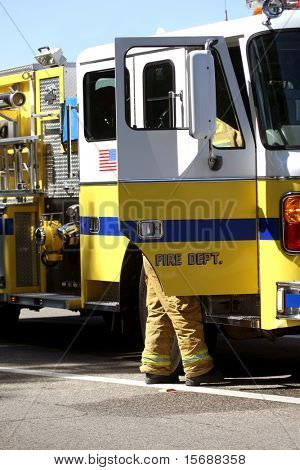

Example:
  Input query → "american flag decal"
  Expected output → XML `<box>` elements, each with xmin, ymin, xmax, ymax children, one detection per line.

<box><xmin>99</xmin><ymin>148</ymin><xmax>117</xmax><ymax>172</ymax></box>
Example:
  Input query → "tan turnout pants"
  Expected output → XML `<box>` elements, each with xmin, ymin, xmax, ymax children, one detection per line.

<box><xmin>140</xmin><ymin>257</ymin><xmax>214</xmax><ymax>379</ymax></box>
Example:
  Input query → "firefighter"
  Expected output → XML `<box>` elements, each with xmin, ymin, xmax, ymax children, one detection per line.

<box><xmin>140</xmin><ymin>256</ymin><xmax>216</xmax><ymax>386</ymax></box>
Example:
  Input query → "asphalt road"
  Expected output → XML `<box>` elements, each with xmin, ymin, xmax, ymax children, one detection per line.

<box><xmin>0</xmin><ymin>309</ymin><xmax>299</xmax><ymax>450</ymax></box>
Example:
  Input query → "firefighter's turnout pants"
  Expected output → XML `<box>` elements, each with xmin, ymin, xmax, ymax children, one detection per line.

<box><xmin>140</xmin><ymin>257</ymin><xmax>214</xmax><ymax>378</ymax></box>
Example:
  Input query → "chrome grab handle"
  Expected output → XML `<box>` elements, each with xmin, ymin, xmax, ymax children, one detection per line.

<box><xmin>168</xmin><ymin>91</ymin><xmax>183</xmax><ymax>128</ymax></box>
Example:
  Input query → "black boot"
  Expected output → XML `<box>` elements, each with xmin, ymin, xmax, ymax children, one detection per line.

<box><xmin>186</xmin><ymin>369</ymin><xmax>222</xmax><ymax>386</ymax></box>
<box><xmin>145</xmin><ymin>372</ymin><xmax>179</xmax><ymax>385</ymax></box>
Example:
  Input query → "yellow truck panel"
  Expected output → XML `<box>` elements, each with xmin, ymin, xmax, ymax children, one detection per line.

<box><xmin>119</xmin><ymin>180</ymin><xmax>258</xmax><ymax>296</ymax></box>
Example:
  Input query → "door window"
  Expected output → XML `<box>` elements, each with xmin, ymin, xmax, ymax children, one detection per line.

<box><xmin>143</xmin><ymin>60</ymin><xmax>175</xmax><ymax>129</ymax></box>
<box><xmin>213</xmin><ymin>51</ymin><xmax>244</xmax><ymax>149</ymax></box>
<box><xmin>83</xmin><ymin>69</ymin><xmax>130</xmax><ymax>141</ymax></box>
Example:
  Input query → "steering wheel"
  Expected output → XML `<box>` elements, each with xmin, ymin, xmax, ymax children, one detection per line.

<box><xmin>157</xmin><ymin>109</ymin><xmax>169</xmax><ymax>129</ymax></box>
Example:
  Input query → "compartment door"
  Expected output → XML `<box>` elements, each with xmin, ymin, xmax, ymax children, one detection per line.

<box><xmin>116</xmin><ymin>36</ymin><xmax>257</xmax><ymax>296</ymax></box>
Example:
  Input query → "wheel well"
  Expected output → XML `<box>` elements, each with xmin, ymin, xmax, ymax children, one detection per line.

<box><xmin>119</xmin><ymin>243</ymin><xmax>143</xmax><ymax>337</ymax></box>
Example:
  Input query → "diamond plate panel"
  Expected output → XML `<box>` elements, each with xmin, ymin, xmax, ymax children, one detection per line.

<box><xmin>43</xmin><ymin>120</ymin><xmax>79</xmax><ymax>198</ymax></box>
<box><xmin>15</xmin><ymin>212</ymin><xmax>39</xmax><ymax>287</ymax></box>
<box><xmin>0</xmin><ymin>63</ymin><xmax>42</xmax><ymax>77</ymax></box>
<box><xmin>40</xmin><ymin>77</ymin><xmax>60</xmax><ymax>111</ymax></box>
<box><xmin>0</xmin><ymin>62</ymin><xmax>75</xmax><ymax>78</ymax></box>
<box><xmin>64</xmin><ymin>65</ymin><xmax>77</xmax><ymax>98</ymax></box>
<box><xmin>40</xmin><ymin>76</ymin><xmax>79</xmax><ymax>198</ymax></box>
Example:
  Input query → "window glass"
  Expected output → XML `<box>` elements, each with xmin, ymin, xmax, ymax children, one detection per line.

<box><xmin>229</xmin><ymin>46</ymin><xmax>252</xmax><ymax>131</ymax></box>
<box><xmin>144</xmin><ymin>61</ymin><xmax>175</xmax><ymax>129</ymax></box>
<box><xmin>83</xmin><ymin>69</ymin><xmax>130</xmax><ymax>142</ymax></box>
<box><xmin>141</xmin><ymin>54</ymin><xmax>243</xmax><ymax>146</ymax></box>
<box><xmin>213</xmin><ymin>52</ymin><xmax>244</xmax><ymax>149</ymax></box>
<box><xmin>249</xmin><ymin>31</ymin><xmax>300</xmax><ymax>149</ymax></box>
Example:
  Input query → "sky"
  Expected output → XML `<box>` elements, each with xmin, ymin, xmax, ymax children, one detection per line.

<box><xmin>0</xmin><ymin>0</ymin><xmax>251</xmax><ymax>70</ymax></box>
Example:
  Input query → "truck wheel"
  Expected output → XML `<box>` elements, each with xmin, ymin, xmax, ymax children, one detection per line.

<box><xmin>203</xmin><ymin>323</ymin><xmax>218</xmax><ymax>356</ymax></box>
<box><xmin>0</xmin><ymin>304</ymin><xmax>21</xmax><ymax>334</ymax></box>
<box><xmin>139</xmin><ymin>266</ymin><xmax>182</xmax><ymax>373</ymax></box>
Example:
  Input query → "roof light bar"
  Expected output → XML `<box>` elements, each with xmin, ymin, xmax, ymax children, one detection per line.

<box><xmin>285</xmin><ymin>0</ymin><xmax>300</xmax><ymax>8</ymax></box>
<box><xmin>246</xmin><ymin>0</ymin><xmax>264</xmax><ymax>15</ymax></box>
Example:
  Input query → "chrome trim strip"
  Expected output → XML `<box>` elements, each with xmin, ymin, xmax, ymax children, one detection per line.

<box><xmin>205</xmin><ymin>315</ymin><xmax>260</xmax><ymax>328</ymax></box>
<box><xmin>257</xmin><ymin>176</ymin><xmax>300</xmax><ymax>180</ymax></box>
<box><xmin>118</xmin><ymin>178</ymin><xmax>256</xmax><ymax>183</ymax></box>
<box><xmin>80</xmin><ymin>182</ymin><xmax>117</xmax><ymax>187</ymax></box>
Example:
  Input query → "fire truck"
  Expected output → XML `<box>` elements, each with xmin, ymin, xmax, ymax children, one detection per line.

<box><xmin>0</xmin><ymin>48</ymin><xmax>82</xmax><ymax>321</ymax></box>
<box><xmin>1</xmin><ymin>1</ymin><xmax>300</xmax><ymax>364</ymax></box>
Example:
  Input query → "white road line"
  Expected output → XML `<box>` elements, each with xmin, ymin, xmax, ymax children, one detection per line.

<box><xmin>0</xmin><ymin>366</ymin><xmax>299</xmax><ymax>405</ymax></box>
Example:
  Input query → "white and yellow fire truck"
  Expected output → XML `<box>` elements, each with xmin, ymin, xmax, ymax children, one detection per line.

<box><xmin>0</xmin><ymin>48</ymin><xmax>81</xmax><ymax>323</ymax></box>
<box><xmin>1</xmin><ymin>1</ymin><xmax>300</xmax><ymax>360</ymax></box>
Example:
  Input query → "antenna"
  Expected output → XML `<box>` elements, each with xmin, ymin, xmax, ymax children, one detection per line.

<box><xmin>225</xmin><ymin>0</ymin><xmax>229</xmax><ymax>20</ymax></box>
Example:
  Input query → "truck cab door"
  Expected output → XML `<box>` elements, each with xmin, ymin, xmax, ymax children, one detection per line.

<box><xmin>115</xmin><ymin>36</ymin><xmax>257</xmax><ymax>296</ymax></box>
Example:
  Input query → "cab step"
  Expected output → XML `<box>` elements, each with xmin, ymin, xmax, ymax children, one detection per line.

<box><xmin>84</xmin><ymin>301</ymin><xmax>120</xmax><ymax>312</ymax></box>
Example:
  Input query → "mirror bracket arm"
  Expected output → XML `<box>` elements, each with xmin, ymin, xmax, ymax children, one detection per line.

<box><xmin>208</xmin><ymin>140</ymin><xmax>223</xmax><ymax>171</ymax></box>
<box><xmin>204</xmin><ymin>40</ymin><xmax>221</xmax><ymax>171</ymax></box>
<box><xmin>205</xmin><ymin>39</ymin><xmax>219</xmax><ymax>51</ymax></box>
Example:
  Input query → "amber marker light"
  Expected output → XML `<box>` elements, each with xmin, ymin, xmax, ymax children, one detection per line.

<box><xmin>284</xmin><ymin>196</ymin><xmax>300</xmax><ymax>223</ymax></box>
<box><xmin>282</xmin><ymin>193</ymin><xmax>300</xmax><ymax>253</ymax></box>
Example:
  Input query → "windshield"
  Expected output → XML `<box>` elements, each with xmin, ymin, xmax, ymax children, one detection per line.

<box><xmin>249</xmin><ymin>30</ymin><xmax>300</xmax><ymax>149</ymax></box>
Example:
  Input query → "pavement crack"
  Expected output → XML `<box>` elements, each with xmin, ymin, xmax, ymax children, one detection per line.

<box><xmin>0</xmin><ymin>411</ymin><xmax>86</xmax><ymax>425</ymax></box>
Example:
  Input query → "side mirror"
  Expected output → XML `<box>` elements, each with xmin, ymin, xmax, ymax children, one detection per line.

<box><xmin>187</xmin><ymin>50</ymin><xmax>216</xmax><ymax>140</ymax></box>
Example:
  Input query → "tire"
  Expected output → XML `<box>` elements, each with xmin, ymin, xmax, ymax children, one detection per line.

<box><xmin>203</xmin><ymin>323</ymin><xmax>218</xmax><ymax>356</ymax></box>
<box><xmin>139</xmin><ymin>266</ymin><xmax>182</xmax><ymax>373</ymax></box>
<box><xmin>0</xmin><ymin>304</ymin><xmax>21</xmax><ymax>335</ymax></box>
